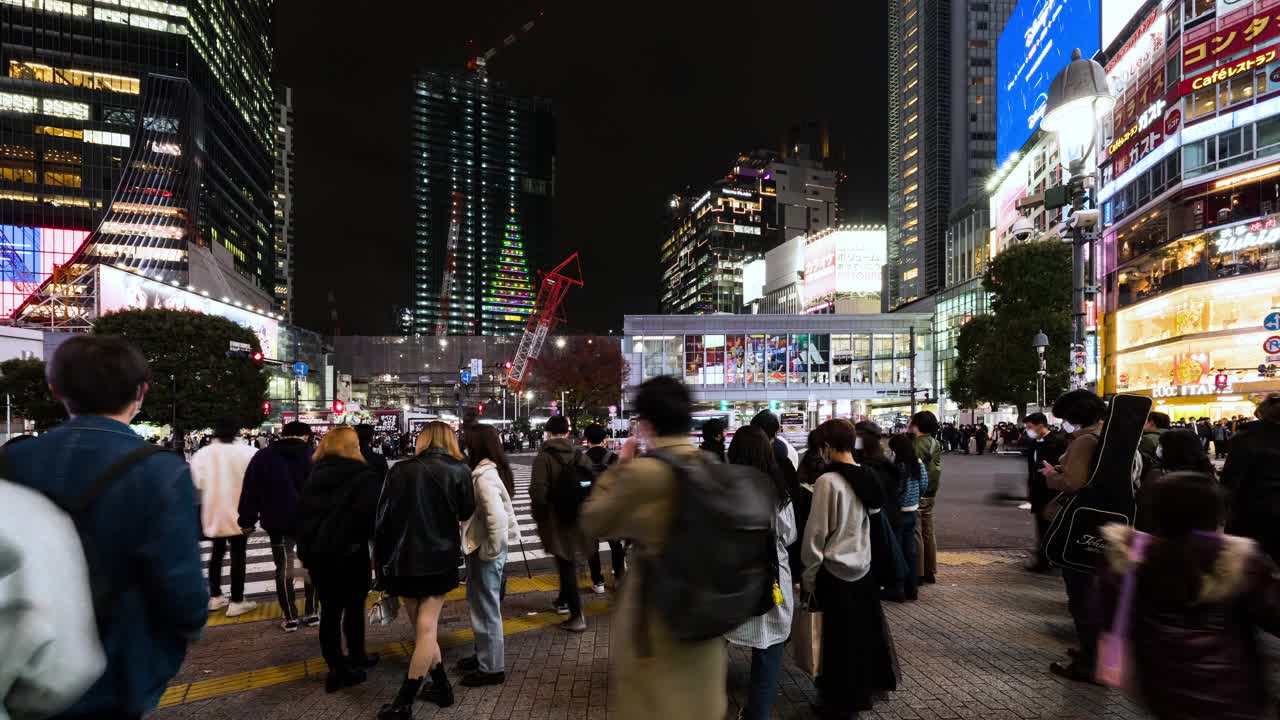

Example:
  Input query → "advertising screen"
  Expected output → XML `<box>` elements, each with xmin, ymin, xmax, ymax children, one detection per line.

<box><xmin>801</xmin><ymin>229</ymin><xmax>887</xmax><ymax>304</ymax></box>
<box><xmin>998</xmin><ymin>0</ymin><xmax>1102</xmax><ymax>165</ymax></box>
<box><xmin>97</xmin><ymin>264</ymin><xmax>281</xmax><ymax>358</ymax></box>
<box><xmin>0</xmin><ymin>225</ymin><xmax>91</xmax><ymax>318</ymax></box>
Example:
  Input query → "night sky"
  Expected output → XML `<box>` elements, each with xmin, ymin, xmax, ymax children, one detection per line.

<box><xmin>275</xmin><ymin>0</ymin><xmax>889</xmax><ymax>336</ymax></box>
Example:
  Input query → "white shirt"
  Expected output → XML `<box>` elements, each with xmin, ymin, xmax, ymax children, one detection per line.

<box><xmin>190</xmin><ymin>440</ymin><xmax>259</xmax><ymax>538</ymax></box>
<box><xmin>800</xmin><ymin>469</ymin><xmax>872</xmax><ymax>590</ymax></box>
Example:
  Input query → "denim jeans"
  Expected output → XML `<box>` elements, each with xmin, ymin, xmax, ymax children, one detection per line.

<box><xmin>268</xmin><ymin>532</ymin><xmax>315</xmax><ymax>620</ymax></box>
<box><xmin>743</xmin><ymin>642</ymin><xmax>786</xmax><ymax>720</ymax></box>
<box><xmin>895</xmin><ymin>511</ymin><xmax>919</xmax><ymax>598</ymax></box>
<box><xmin>207</xmin><ymin>534</ymin><xmax>248</xmax><ymax>602</ymax></box>
<box><xmin>555</xmin><ymin>556</ymin><xmax>582</xmax><ymax>618</ymax></box>
<box><xmin>466</xmin><ymin>551</ymin><xmax>507</xmax><ymax>673</ymax></box>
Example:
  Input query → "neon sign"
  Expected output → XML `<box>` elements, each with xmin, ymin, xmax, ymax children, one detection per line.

<box><xmin>1214</xmin><ymin>215</ymin><xmax>1280</xmax><ymax>253</ymax></box>
<box><xmin>1180</xmin><ymin>46</ymin><xmax>1280</xmax><ymax>96</ymax></box>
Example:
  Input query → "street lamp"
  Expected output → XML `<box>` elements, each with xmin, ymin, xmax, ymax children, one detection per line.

<box><xmin>1032</xmin><ymin>330</ymin><xmax>1050</xmax><ymax>410</ymax></box>
<box><xmin>555</xmin><ymin>337</ymin><xmax>566</xmax><ymax>350</ymax></box>
<box><xmin>1041</xmin><ymin>48</ymin><xmax>1114</xmax><ymax>391</ymax></box>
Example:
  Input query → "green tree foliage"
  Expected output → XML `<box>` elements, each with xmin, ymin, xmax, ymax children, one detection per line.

<box><xmin>93</xmin><ymin>309</ymin><xmax>269</xmax><ymax>431</ymax></box>
<box><xmin>0</xmin><ymin>358</ymin><xmax>67</xmax><ymax>430</ymax></box>
<box><xmin>949</xmin><ymin>241</ymin><xmax>1073</xmax><ymax>415</ymax></box>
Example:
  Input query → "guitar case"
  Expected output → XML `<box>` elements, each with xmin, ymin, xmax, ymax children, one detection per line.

<box><xmin>1043</xmin><ymin>393</ymin><xmax>1152</xmax><ymax>573</ymax></box>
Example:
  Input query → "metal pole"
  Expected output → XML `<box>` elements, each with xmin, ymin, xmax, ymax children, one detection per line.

<box><xmin>6</xmin><ymin>393</ymin><xmax>10</xmax><ymax>439</ymax></box>
<box><xmin>909</xmin><ymin>325</ymin><xmax>917</xmax><ymax>416</ymax></box>
<box><xmin>1071</xmin><ymin>223</ymin><xmax>1087</xmax><ymax>391</ymax></box>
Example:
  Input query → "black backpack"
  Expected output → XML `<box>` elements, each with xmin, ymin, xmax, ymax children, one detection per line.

<box><xmin>549</xmin><ymin>450</ymin><xmax>595</xmax><ymax>524</ymax></box>
<box><xmin>643</xmin><ymin>449</ymin><xmax>777</xmax><ymax>645</ymax></box>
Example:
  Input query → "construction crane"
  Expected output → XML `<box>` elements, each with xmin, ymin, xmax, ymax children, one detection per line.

<box><xmin>506</xmin><ymin>252</ymin><xmax>583</xmax><ymax>393</ymax></box>
<box><xmin>465</xmin><ymin>10</ymin><xmax>543</xmax><ymax>79</ymax></box>
<box><xmin>435</xmin><ymin>192</ymin><xmax>465</xmax><ymax>336</ymax></box>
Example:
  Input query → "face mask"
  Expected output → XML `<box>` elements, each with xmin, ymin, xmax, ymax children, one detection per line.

<box><xmin>1025</xmin><ymin>428</ymin><xmax>1039</xmax><ymax>440</ymax></box>
<box><xmin>1156</xmin><ymin>446</ymin><xmax>1164</xmax><ymax>460</ymax></box>
<box><xmin>1061</xmin><ymin>420</ymin><xmax>1077</xmax><ymax>434</ymax></box>
<box><xmin>855</xmin><ymin>437</ymin><xmax>865</xmax><ymax>451</ymax></box>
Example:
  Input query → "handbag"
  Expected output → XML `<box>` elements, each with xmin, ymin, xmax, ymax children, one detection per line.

<box><xmin>789</xmin><ymin>596</ymin><xmax>823</xmax><ymax>679</ymax></box>
<box><xmin>367</xmin><ymin>592</ymin><xmax>400</xmax><ymax>626</ymax></box>
<box><xmin>1095</xmin><ymin>531</ymin><xmax>1151</xmax><ymax>690</ymax></box>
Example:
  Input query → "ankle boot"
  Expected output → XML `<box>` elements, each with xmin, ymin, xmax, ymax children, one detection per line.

<box><xmin>421</xmin><ymin>664</ymin><xmax>454</xmax><ymax>707</ymax></box>
<box><xmin>377</xmin><ymin>675</ymin><xmax>422</xmax><ymax>719</ymax></box>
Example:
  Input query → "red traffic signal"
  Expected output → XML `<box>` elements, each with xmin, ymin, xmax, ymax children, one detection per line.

<box><xmin>477</xmin><ymin>403</ymin><xmax>485</xmax><ymax>415</ymax></box>
<box><xmin>251</xmin><ymin>351</ymin><xmax>264</xmax><ymax>363</ymax></box>
<box><xmin>1214</xmin><ymin>373</ymin><xmax>1229</xmax><ymax>390</ymax></box>
<box><xmin>261</xmin><ymin>401</ymin><xmax>271</xmax><ymax>416</ymax></box>
<box><xmin>503</xmin><ymin>361</ymin><xmax>512</xmax><ymax>370</ymax></box>
<box><xmin>332</xmin><ymin>400</ymin><xmax>346</xmax><ymax>415</ymax></box>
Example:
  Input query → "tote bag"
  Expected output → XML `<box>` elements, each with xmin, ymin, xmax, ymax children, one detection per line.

<box><xmin>1095</xmin><ymin>531</ymin><xmax>1151</xmax><ymax>690</ymax></box>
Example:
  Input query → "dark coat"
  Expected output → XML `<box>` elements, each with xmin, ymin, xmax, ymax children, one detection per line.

<box><xmin>1101</xmin><ymin>525</ymin><xmax>1280</xmax><ymax>720</ymax></box>
<box><xmin>374</xmin><ymin>448</ymin><xmax>476</xmax><ymax>580</ymax></box>
<box><xmin>238</xmin><ymin>438</ymin><xmax>312</xmax><ymax>534</ymax></box>
<box><xmin>1023</xmin><ymin>429</ymin><xmax>1068</xmax><ymax>514</ymax></box>
<box><xmin>361</xmin><ymin>445</ymin><xmax>390</xmax><ymax>479</ymax></box>
<box><xmin>296</xmin><ymin>456</ymin><xmax>382</xmax><ymax>564</ymax></box>
<box><xmin>530</xmin><ymin>438</ymin><xmax>594</xmax><ymax>559</ymax></box>
<box><xmin>1224</xmin><ymin>420</ymin><xmax>1280</xmax><ymax>560</ymax></box>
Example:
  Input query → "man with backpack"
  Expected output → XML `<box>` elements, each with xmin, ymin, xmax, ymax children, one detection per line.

<box><xmin>530</xmin><ymin>414</ymin><xmax>594</xmax><ymax>632</ymax></box>
<box><xmin>582</xmin><ymin>376</ymin><xmax>776</xmax><ymax>720</ymax></box>
<box><xmin>583</xmin><ymin>423</ymin><xmax>625</xmax><ymax>592</ymax></box>
<box><xmin>2</xmin><ymin>335</ymin><xmax>208</xmax><ymax>719</ymax></box>
<box><xmin>1225</xmin><ymin>393</ymin><xmax>1280</xmax><ymax>562</ymax></box>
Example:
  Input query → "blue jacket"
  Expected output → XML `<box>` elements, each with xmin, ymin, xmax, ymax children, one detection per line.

<box><xmin>238</xmin><ymin>438</ymin><xmax>312</xmax><ymax>534</ymax></box>
<box><xmin>898</xmin><ymin>459</ymin><xmax>927</xmax><ymax>510</ymax></box>
<box><xmin>4</xmin><ymin>415</ymin><xmax>207</xmax><ymax>717</ymax></box>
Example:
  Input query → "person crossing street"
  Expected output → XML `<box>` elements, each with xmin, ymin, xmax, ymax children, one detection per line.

<box><xmin>190</xmin><ymin>416</ymin><xmax>260</xmax><ymax>618</ymax></box>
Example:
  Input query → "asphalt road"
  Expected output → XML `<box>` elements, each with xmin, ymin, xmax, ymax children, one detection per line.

<box><xmin>509</xmin><ymin>448</ymin><xmax>1035</xmax><ymax>552</ymax></box>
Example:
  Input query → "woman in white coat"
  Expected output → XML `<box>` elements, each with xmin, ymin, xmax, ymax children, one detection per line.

<box><xmin>724</xmin><ymin>426</ymin><xmax>797</xmax><ymax>720</ymax></box>
<box><xmin>459</xmin><ymin>425</ymin><xmax>520</xmax><ymax>687</ymax></box>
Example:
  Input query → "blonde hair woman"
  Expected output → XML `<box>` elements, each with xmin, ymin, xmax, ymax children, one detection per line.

<box><xmin>374</xmin><ymin>421</ymin><xmax>476</xmax><ymax>718</ymax></box>
<box><xmin>295</xmin><ymin>426</ymin><xmax>384</xmax><ymax>693</ymax></box>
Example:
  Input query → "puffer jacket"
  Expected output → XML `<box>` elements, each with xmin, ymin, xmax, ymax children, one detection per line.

<box><xmin>461</xmin><ymin>459</ymin><xmax>520</xmax><ymax>561</ymax></box>
<box><xmin>374</xmin><ymin>448</ymin><xmax>476</xmax><ymax>580</ymax></box>
<box><xmin>1101</xmin><ymin>524</ymin><xmax>1280</xmax><ymax>720</ymax></box>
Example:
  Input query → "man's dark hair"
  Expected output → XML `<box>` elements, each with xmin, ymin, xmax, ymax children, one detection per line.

<box><xmin>213</xmin><ymin>417</ymin><xmax>240</xmax><ymax>442</ymax></box>
<box><xmin>354</xmin><ymin>423</ymin><xmax>376</xmax><ymax>447</ymax></box>
<box><xmin>910</xmin><ymin>410</ymin><xmax>939</xmax><ymax>435</ymax></box>
<box><xmin>1025</xmin><ymin>412</ymin><xmax>1049</xmax><ymax>426</ymax></box>
<box><xmin>634</xmin><ymin>375</ymin><xmax>692</xmax><ymax>437</ymax></box>
<box><xmin>47</xmin><ymin>335</ymin><xmax>151</xmax><ymax>416</ymax></box>
<box><xmin>1051</xmin><ymin>389</ymin><xmax>1108</xmax><ymax>427</ymax></box>
<box><xmin>818</xmin><ymin>418</ymin><xmax>856</xmax><ymax>453</ymax></box>
<box><xmin>282</xmin><ymin>421</ymin><xmax>313</xmax><ymax>438</ymax></box>
<box><xmin>701</xmin><ymin>418</ymin><xmax>726</xmax><ymax>443</ymax></box>
<box><xmin>1256</xmin><ymin>393</ymin><xmax>1280</xmax><ymax>423</ymax></box>
<box><xmin>1148</xmin><ymin>411</ymin><xmax>1171</xmax><ymax>430</ymax></box>
<box><xmin>462</xmin><ymin>408</ymin><xmax>479</xmax><ymax>426</ymax></box>
<box><xmin>750</xmin><ymin>410</ymin><xmax>781</xmax><ymax>438</ymax></box>
<box><xmin>545</xmin><ymin>415</ymin><xmax>570</xmax><ymax>436</ymax></box>
<box><xmin>584</xmin><ymin>423</ymin><xmax>607</xmax><ymax>445</ymax></box>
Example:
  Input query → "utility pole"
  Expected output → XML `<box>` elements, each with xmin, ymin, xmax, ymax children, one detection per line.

<box><xmin>909</xmin><ymin>325</ymin><xmax>918</xmax><ymax>416</ymax></box>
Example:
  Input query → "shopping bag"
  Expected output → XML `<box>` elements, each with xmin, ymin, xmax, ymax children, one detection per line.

<box><xmin>789</xmin><ymin>603</ymin><xmax>823</xmax><ymax>679</ymax></box>
<box><xmin>367</xmin><ymin>592</ymin><xmax>401</xmax><ymax>626</ymax></box>
<box><xmin>1095</xmin><ymin>531</ymin><xmax>1151</xmax><ymax>690</ymax></box>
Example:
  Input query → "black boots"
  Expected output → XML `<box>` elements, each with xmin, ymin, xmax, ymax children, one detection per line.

<box><xmin>420</xmin><ymin>664</ymin><xmax>454</xmax><ymax>708</ymax></box>
<box><xmin>377</xmin><ymin>676</ymin><xmax>422</xmax><ymax>719</ymax></box>
<box><xmin>324</xmin><ymin>665</ymin><xmax>366</xmax><ymax>693</ymax></box>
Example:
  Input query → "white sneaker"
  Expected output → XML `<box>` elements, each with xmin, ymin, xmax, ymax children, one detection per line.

<box><xmin>591</xmin><ymin>583</ymin><xmax>606</xmax><ymax>595</ymax></box>
<box><xmin>281</xmin><ymin>619</ymin><xmax>300</xmax><ymax>632</ymax></box>
<box><xmin>225</xmin><ymin>600</ymin><xmax>258</xmax><ymax>617</ymax></box>
<box><xmin>208</xmin><ymin>595</ymin><xmax>229</xmax><ymax>611</ymax></box>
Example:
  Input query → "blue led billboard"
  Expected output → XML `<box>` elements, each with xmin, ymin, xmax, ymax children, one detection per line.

<box><xmin>997</xmin><ymin>0</ymin><xmax>1102</xmax><ymax>165</ymax></box>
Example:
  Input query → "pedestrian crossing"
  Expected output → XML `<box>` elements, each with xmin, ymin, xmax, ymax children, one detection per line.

<box><xmin>199</xmin><ymin>462</ymin><xmax>606</xmax><ymax>599</ymax></box>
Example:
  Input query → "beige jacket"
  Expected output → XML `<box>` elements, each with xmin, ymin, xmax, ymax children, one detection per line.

<box><xmin>1042</xmin><ymin>421</ymin><xmax>1103</xmax><ymax>519</ymax></box>
<box><xmin>462</xmin><ymin>460</ymin><xmax>520</xmax><ymax>561</ymax></box>
<box><xmin>580</xmin><ymin>436</ymin><xmax>727</xmax><ymax>720</ymax></box>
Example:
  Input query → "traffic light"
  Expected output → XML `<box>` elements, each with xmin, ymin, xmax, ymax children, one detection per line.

<box><xmin>1214</xmin><ymin>373</ymin><xmax>1229</xmax><ymax>390</ymax></box>
<box><xmin>251</xmin><ymin>350</ymin><xmax>264</xmax><ymax>363</ymax></box>
<box><xmin>477</xmin><ymin>403</ymin><xmax>485</xmax><ymax>415</ymax></box>
<box><xmin>332</xmin><ymin>399</ymin><xmax>345</xmax><ymax>415</ymax></box>
<box><xmin>261</xmin><ymin>401</ymin><xmax>271</xmax><ymax>416</ymax></box>
<box><xmin>503</xmin><ymin>361</ymin><xmax>512</xmax><ymax>371</ymax></box>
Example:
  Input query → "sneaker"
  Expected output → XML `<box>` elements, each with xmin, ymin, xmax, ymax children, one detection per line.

<box><xmin>301</xmin><ymin>614</ymin><xmax>320</xmax><ymax>627</ymax></box>
<box><xmin>559</xmin><ymin>615</ymin><xmax>587</xmax><ymax>633</ymax></box>
<box><xmin>281</xmin><ymin>619</ymin><xmax>300</xmax><ymax>633</ymax></box>
<box><xmin>208</xmin><ymin>595</ymin><xmax>229</xmax><ymax>611</ymax></box>
<box><xmin>591</xmin><ymin>583</ymin><xmax>606</xmax><ymax>595</ymax></box>
<box><xmin>457</xmin><ymin>655</ymin><xmax>480</xmax><ymax>672</ymax></box>
<box><xmin>460</xmin><ymin>670</ymin><xmax>505</xmax><ymax>687</ymax></box>
<box><xmin>552</xmin><ymin>602</ymin><xmax>570</xmax><ymax>615</ymax></box>
<box><xmin>225</xmin><ymin>600</ymin><xmax>258</xmax><ymax>617</ymax></box>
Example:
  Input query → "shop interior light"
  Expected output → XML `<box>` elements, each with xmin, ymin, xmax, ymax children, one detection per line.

<box><xmin>1213</xmin><ymin>163</ymin><xmax>1280</xmax><ymax>189</ymax></box>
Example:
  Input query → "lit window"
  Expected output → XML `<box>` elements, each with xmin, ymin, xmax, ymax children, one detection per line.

<box><xmin>903</xmin><ymin>148</ymin><xmax>918</xmax><ymax>161</ymax></box>
<box><xmin>904</xmin><ymin>183</ymin><xmax>918</xmax><ymax>194</ymax></box>
<box><xmin>43</xmin><ymin>171</ymin><xmax>82</xmax><ymax>188</ymax></box>
<box><xmin>41</xmin><ymin>98</ymin><xmax>90</xmax><ymax>120</ymax></box>
<box><xmin>904</xmin><ymin>201</ymin><xmax>918</xmax><ymax>211</ymax></box>
<box><xmin>904</xmin><ymin>164</ymin><xmax>918</xmax><ymax>178</ymax></box>
<box><xmin>906</xmin><ymin>113</ymin><xmax>918</xmax><ymax>125</ymax></box>
<box><xmin>0</xmin><ymin>91</ymin><xmax>38</xmax><ymax>114</ymax></box>
<box><xmin>905</xmin><ymin>131</ymin><xmax>918</xmax><ymax>143</ymax></box>
<box><xmin>903</xmin><ymin>268</ymin><xmax>919</xmax><ymax>281</ymax></box>
<box><xmin>8</xmin><ymin>61</ymin><xmax>141</xmax><ymax>95</ymax></box>
<box><xmin>84</xmin><ymin>130</ymin><xmax>131</xmax><ymax>147</ymax></box>
<box><xmin>902</xmin><ymin>234</ymin><xmax>919</xmax><ymax>246</ymax></box>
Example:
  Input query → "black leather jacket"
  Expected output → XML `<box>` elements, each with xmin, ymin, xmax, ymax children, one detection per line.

<box><xmin>374</xmin><ymin>449</ymin><xmax>476</xmax><ymax>580</ymax></box>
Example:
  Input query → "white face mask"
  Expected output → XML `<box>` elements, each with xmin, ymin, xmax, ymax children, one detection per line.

<box><xmin>1061</xmin><ymin>420</ymin><xmax>1077</xmax><ymax>434</ymax></box>
<box><xmin>1025</xmin><ymin>428</ymin><xmax>1039</xmax><ymax>440</ymax></box>
<box><xmin>854</xmin><ymin>437</ymin><xmax>865</xmax><ymax>450</ymax></box>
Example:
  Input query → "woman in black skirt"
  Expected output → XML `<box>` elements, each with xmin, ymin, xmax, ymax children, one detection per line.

<box><xmin>801</xmin><ymin>418</ymin><xmax>899</xmax><ymax>718</ymax></box>
<box><xmin>373</xmin><ymin>421</ymin><xmax>476</xmax><ymax>719</ymax></box>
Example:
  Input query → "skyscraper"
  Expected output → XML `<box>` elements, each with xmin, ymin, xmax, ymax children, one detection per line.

<box><xmin>885</xmin><ymin>0</ymin><xmax>1014</xmax><ymax>310</ymax></box>
<box><xmin>273</xmin><ymin>86</ymin><xmax>295</xmax><ymax>323</ymax></box>
<box><xmin>772</xmin><ymin>142</ymin><xmax>839</xmax><ymax>245</ymax></box>
<box><xmin>409</xmin><ymin>70</ymin><xmax>555</xmax><ymax>337</ymax></box>
<box><xmin>0</xmin><ymin>0</ymin><xmax>277</xmax><ymax>322</ymax></box>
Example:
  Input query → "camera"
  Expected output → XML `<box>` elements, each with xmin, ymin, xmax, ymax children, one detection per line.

<box><xmin>1010</xmin><ymin>215</ymin><xmax>1035</xmax><ymax>242</ymax></box>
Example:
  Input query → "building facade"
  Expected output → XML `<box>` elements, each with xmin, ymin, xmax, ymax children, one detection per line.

<box><xmin>0</xmin><ymin>0</ymin><xmax>277</xmax><ymax>323</ymax></box>
<box><xmin>886</xmin><ymin>0</ymin><xmax>1015</xmax><ymax>310</ymax></box>
<box><xmin>273</xmin><ymin>86</ymin><xmax>294</xmax><ymax>322</ymax></box>
<box><xmin>772</xmin><ymin>144</ymin><xmax>838</xmax><ymax>245</ymax></box>
<box><xmin>409</xmin><ymin>71</ymin><xmax>555</xmax><ymax>338</ymax></box>
<box><xmin>660</xmin><ymin>151</ymin><xmax>778</xmax><ymax>315</ymax></box>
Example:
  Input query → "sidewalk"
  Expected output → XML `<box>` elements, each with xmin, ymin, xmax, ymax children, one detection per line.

<box><xmin>149</xmin><ymin>550</ymin><xmax>1182</xmax><ymax>719</ymax></box>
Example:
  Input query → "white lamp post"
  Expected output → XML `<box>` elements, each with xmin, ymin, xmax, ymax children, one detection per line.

<box><xmin>1032</xmin><ymin>330</ymin><xmax>1050</xmax><ymax>410</ymax></box>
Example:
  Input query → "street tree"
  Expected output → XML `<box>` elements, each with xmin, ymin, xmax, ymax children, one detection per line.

<box><xmin>93</xmin><ymin>309</ymin><xmax>269</xmax><ymax>431</ymax></box>
<box><xmin>530</xmin><ymin>337</ymin><xmax>627</xmax><ymax>430</ymax></box>
<box><xmin>0</xmin><ymin>357</ymin><xmax>67</xmax><ymax>430</ymax></box>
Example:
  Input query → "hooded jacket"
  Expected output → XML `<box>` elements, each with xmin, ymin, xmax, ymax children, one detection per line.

<box><xmin>1101</xmin><ymin>524</ymin><xmax>1280</xmax><ymax>720</ymax></box>
<box><xmin>374</xmin><ymin>449</ymin><xmax>476</xmax><ymax>580</ymax></box>
<box><xmin>238</xmin><ymin>438</ymin><xmax>313</xmax><ymax>534</ymax></box>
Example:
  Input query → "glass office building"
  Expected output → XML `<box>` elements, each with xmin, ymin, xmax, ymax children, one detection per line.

<box><xmin>410</xmin><ymin>71</ymin><xmax>556</xmax><ymax>337</ymax></box>
<box><xmin>0</xmin><ymin>0</ymin><xmax>275</xmax><ymax>321</ymax></box>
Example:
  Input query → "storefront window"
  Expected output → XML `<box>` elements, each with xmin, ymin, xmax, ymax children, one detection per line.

<box><xmin>873</xmin><ymin>333</ymin><xmax>894</xmax><ymax>359</ymax></box>
<box><xmin>789</xmin><ymin>334</ymin><xmax>809</xmax><ymax>384</ymax></box>
<box><xmin>663</xmin><ymin>337</ymin><xmax>681</xmax><ymax>379</ymax></box>
<box><xmin>851</xmin><ymin>334</ymin><xmax>872</xmax><ymax>384</ymax></box>
<box><xmin>766</xmin><ymin>334</ymin><xmax>787</xmax><ymax>384</ymax></box>
<box><xmin>747</xmin><ymin>335</ymin><xmax>766</xmax><ymax>385</ymax></box>
<box><xmin>811</xmin><ymin>334</ymin><xmax>831</xmax><ymax>384</ymax></box>
<box><xmin>873</xmin><ymin>358</ymin><xmax>893</xmax><ymax>384</ymax></box>
<box><xmin>705</xmin><ymin>335</ymin><xmax>725</xmax><ymax>385</ymax></box>
<box><xmin>894</xmin><ymin>358</ymin><xmax>913</xmax><ymax>384</ymax></box>
<box><xmin>726</xmin><ymin>335</ymin><xmax>746</xmax><ymax>385</ymax></box>
<box><xmin>1189</xmin><ymin>85</ymin><xmax>1218</xmax><ymax>120</ymax></box>
<box><xmin>1116</xmin><ymin>270</ymin><xmax>1279</xmax><ymax>350</ymax></box>
<box><xmin>832</xmin><ymin>334</ymin><xmax>852</xmax><ymax>384</ymax></box>
<box><xmin>894</xmin><ymin>333</ymin><xmax>912</xmax><ymax>358</ymax></box>
<box><xmin>684</xmin><ymin>335</ymin><xmax>704</xmax><ymax>385</ymax></box>
<box><xmin>636</xmin><ymin>336</ymin><xmax>674</xmax><ymax>380</ymax></box>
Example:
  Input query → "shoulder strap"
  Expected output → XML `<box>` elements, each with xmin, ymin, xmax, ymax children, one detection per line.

<box><xmin>64</xmin><ymin>445</ymin><xmax>169</xmax><ymax>515</ymax></box>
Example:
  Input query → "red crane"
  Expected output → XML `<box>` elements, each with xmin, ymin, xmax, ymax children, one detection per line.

<box><xmin>506</xmin><ymin>252</ymin><xmax>583</xmax><ymax>392</ymax></box>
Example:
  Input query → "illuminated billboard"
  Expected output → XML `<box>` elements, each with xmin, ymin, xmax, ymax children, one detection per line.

<box><xmin>97</xmin><ymin>264</ymin><xmax>281</xmax><ymax>358</ymax></box>
<box><xmin>801</xmin><ymin>228</ymin><xmax>886</xmax><ymax>305</ymax></box>
<box><xmin>998</xmin><ymin>0</ymin><xmax>1102</xmax><ymax>165</ymax></box>
<box><xmin>1102</xmin><ymin>0</ymin><xmax>1146</xmax><ymax>51</ymax></box>
<box><xmin>0</xmin><ymin>225</ymin><xmax>91</xmax><ymax>318</ymax></box>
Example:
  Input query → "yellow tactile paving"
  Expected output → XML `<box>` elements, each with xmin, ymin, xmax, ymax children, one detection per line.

<box><xmin>936</xmin><ymin>551</ymin><xmax>1010</xmax><ymax>566</ymax></box>
<box><xmin>160</xmin><ymin>600</ymin><xmax>612</xmax><ymax>709</ymax></box>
